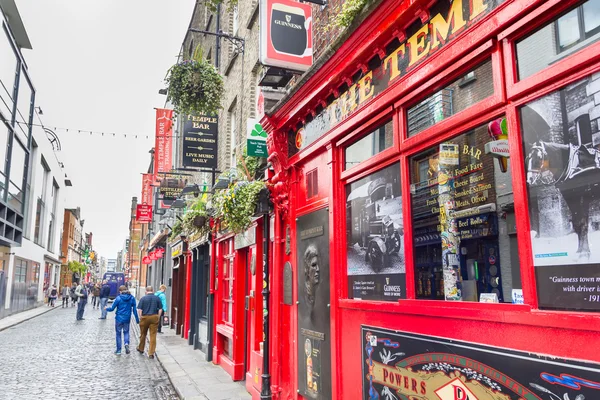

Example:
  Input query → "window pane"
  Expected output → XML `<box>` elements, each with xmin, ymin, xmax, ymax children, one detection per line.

<box><xmin>517</xmin><ymin>1</ymin><xmax>600</xmax><ymax>80</ymax></box>
<box><xmin>410</xmin><ymin>118</ymin><xmax>519</xmax><ymax>302</ymax></box>
<box><xmin>10</xmin><ymin>140</ymin><xmax>26</xmax><ymax>189</ymax></box>
<box><xmin>521</xmin><ymin>73</ymin><xmax>600</xmax><ymax>312</ymax></box>
<box><xmin>407</xmin><ymin>60</ymin><xmax>494</xmax><ymax>136</ymax></box>
<box><xmin>0</xmin><ymin>123</ymin><xmax>8</xmax><ymax>177</ymax></box>
<box><xmin>583</xmin><ymin>0</ymin><xmax>600</xmax><ymax>33</ymax></box>
<box><xmin>0</xmin><ymin>27</ymin><xmax>17</xmax><ymax>119</ymax></box>
<box><xmin>346</xmin><ymin>163</ymin><xmax>405</xmax><ymax>301</ymax></box>
<box><xmin>15</xmin><ymin>71</ymin><xmax>32</xmax><ymax>143</ymax></box>
<box><xmin>344</xmin><ymin>120</ymin><xmax>393</xmax><ymax>169</ymax></box>
<box><xmin>558</xmin><ymin>9</ymin><xmax>582</xmax><ymax>48</ymax></box>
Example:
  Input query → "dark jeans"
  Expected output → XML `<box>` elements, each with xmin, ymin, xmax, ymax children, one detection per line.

<box><xmin>115</xmin><ymin>320</ymin><xmax>130</xmax><ymax>352</ymax></box>
<box><xmin>62</xmin><ymin>296</ymin><xmax>69</xmax><ymax>307</ymax></box>
<box><xmin>76</xmin><ymin>299</ymin><xmax>87</xmax><ymax>320</ymax></box>
<box><xmin>91</xmin><ymin>296</ymin><xmax>97</xmax><ymax>308</ymax></box>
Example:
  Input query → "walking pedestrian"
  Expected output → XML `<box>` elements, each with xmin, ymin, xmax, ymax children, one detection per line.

<box><xmin>105</xmin><ymin>285</ymin><xmax>139</xmax><ymax>355</ymax></box>
<box><xmin>70</xmin><ymin>283</ymin><xmax>78</xmax><ymax>307</ymax></box>
<box><xmin>75</xmin><ymin>282</ymin><xmax>88</xmax><ymax>320</ymax></box>
<box><xmin>136</xmin><ymin>286</ymin><xmax>163</xmax><ymax>359</ymax></box>
<box><xmin>99</xmin><ymin>280</ymin><xmax>110</xmax><ymax>319</ymax></box>
<box><xmin>61</xmin><ymin>285</ymin><xmax>69</xmax><ymax>308</ymax></box>
<box><xmin>154</xmin><ymin>285</ymin><xmax>168</xmax><ymax>334</ymax></box>
<box><xmin>48</xmin><ymin>285</ymin><xmax>58</xmax><ymax>307</ymax></box>
<box><xmin>92</xmin><ymin>282</ymin><xmax>100</xmax><ymax>309</ymax></box>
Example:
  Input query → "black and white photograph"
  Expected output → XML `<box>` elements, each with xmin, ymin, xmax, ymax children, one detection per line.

<box><xmin>523</xmin><ymin>73</ymin><xmax>600</xmax><ymax>266</ymax></box>
<box><xmin>345</xmin><ymin>163</ymin><xmax>405</xmax><ymax>301</ymax></box>
<box><xmin>522</xmin><ymin>73</ymin><xmax>600</xmax><ymax>310</ymax></box>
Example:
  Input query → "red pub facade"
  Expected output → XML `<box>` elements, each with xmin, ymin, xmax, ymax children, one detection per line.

<box><xmin>258</xmin><ymin>0</ymin><xmax>600</xmax><ymax>399</ymax></box>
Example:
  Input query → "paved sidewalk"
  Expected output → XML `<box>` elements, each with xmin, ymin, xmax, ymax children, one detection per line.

<box><xmin>0</xmin><ymin>303</ymin><xmax>58</xmax><ymax>332</ymax></box>
<box><xmin>134</xmin><ymin>324</ymin><xmax>251</xmax><ymax>400</ymax></box>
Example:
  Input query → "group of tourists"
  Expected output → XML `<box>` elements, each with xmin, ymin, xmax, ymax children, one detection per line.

<box><xmin>105</xmin><ymin>284</ymin><xmax>167</xmax><ymax>357</ymax></box>
<box><xmin>52</xmin><ymin>280</ymin><xmax>168</xmax><ymax>357</ymax></box>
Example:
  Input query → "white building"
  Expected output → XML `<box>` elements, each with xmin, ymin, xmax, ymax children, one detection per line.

<box><xmin>107</xmin><ymin>258</ymin><xmax>116</xmax><ymax>273</ymax></box>
<box><xmin>0</xmin><ymin>0</ymin><xmax>67</xmax><ymax>317</ymax></box>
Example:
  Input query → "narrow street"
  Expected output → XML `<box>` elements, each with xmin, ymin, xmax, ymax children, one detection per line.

<box><xmin>0</xmin><ymin>306</ymin><xmax>179</xmax><ymax>400</ymax></box>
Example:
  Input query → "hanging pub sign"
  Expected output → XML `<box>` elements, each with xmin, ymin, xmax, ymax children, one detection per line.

<box><xmin>259</xmin><ymin>0</ymin><xmax>313</xmax><ymax>71</ymax></box>
<box><xmin>362</xmin><ymin>326</ymin><xmax>600</xmax><ymax>400</ymax></box>
<box><xmin>141</xmin><ymin>173</ymin><xmax>153</xmax><ymax>205</ymax></box>
<box><xmin>183</xmin><ymin>114</ymin><xmax>218</xmax><ymax>169</ymax></box>
<box><xmin>159</xmin><ymin>176</ymin><xmax>186</xmax><ymax>201</ymax></box>
<box><xmin>292</xmin><ymin>0</ymin><xmax>505</xmax><ymax>151</ymax></box>
<box><xmin>247</xmin><ymin>119</ymin><xmax>268</xmax><ymax>157</ymax></box>
<box><xmin>136</xmin><ymin>204</ymin><xmax>152</xmax><ymax>224</ymax></box>
<box><xmin>154</xmin><ymin>109</ymin><xmax>173</xmax><ymax>181</ymax></box>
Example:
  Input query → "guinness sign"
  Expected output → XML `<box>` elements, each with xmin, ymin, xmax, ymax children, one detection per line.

<box><xmin>260</xmin><ymin>0</ymin><xmax>313</xmax><ymax>71</ymax></box>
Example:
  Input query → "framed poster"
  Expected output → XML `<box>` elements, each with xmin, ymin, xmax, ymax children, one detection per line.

<box><xmin>297</xmin><ymin>209</ymin><xmax>331</xmax><ymax>399</ymax></box>
<box><xmin>521</xmin><ymin>72</ymin><xmax>600</xmax><ymax>311</ymax></box>
<box><xmin>362</xmin><ymin>326</ymin><xmax>600</xmax><ymax>400</ymax></box>
<box><xmin>346</xmin><ymin>163</ymin><xmax>405</xmax><ymax>301</ymax></box>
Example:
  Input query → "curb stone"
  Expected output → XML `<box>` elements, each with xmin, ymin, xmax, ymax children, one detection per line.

<box><xmin>0</xmin><ymin>305</ymin><xmax>59</xmax><ymax>333</ymax></box>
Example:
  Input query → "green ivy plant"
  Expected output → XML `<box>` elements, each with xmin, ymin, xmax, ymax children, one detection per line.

<box><xmin>68</xmin><ymin>261</ymin><xmax>87</xmax><ymax>275</ymax></box>
<box><xmin>165</xmin><ymin>47</ymin><xmax>224</xmax><ymax>116</ymax></box>
<box><xmin>169</xmin><ymin>220</ymin><xmax>183</xmax><ymax>241</ymax></box>
<box><xmin>237</xmin><ymin>145</ymin><xmax>264</xmax><ymax>181</ymax></box>
<box><xmin>214</xmin><ymin>180</ymin><xmax>268</xmax><ymax>233</ymax></box>
<box><xmin>334</xmin><ymin>0</ymin><xmax>369</xmax><ymax>28</ymax></box>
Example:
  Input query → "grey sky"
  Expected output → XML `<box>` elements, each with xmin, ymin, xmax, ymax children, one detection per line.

<box><xmin>17</xmin><ymin>0</ymin><xmax>194</xmax><ymax>259</ymax></box>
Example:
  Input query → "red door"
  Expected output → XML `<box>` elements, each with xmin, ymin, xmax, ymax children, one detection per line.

<box><xmin>245</xmin><ymin>243</ymin><xmax>263</xmax><ymax>398</ymax></box>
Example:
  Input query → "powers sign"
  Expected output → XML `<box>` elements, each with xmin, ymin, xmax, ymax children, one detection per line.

<box><xmin>260</xmin><ymin>0</ymin><xmax>313</xmax><ymax>71</ymax></box>
<box><xmin>362</xmin><ymin>326</ymin><xmax>600</xmax><ymax>400</ymax></box>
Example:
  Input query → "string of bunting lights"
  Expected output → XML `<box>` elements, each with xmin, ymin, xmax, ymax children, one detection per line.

<box><xmin>15</xmin><ymin>120</ymin><xmax>188</xmax><ymax>139</ymax></box>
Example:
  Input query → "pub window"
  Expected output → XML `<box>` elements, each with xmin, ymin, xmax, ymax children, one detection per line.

<box><xmin>407</xmin><ymin>60</ymin><xmax>494</xmax><ymax>136</ymax></box>
<box><xmin>520</xmin><ymin>72</ymin><xmax>600</xmax><ymax>312</ymax></box>
<box><xmin>516</xmin><ymin>0</ymin><xmax>600</xmax><ymax>80</ymax></box>
<box><xmin>345</xmin><ymin>163</ymin><xmax>405</xmax><ymax>301</ymax></box>
<box><xmin>344</xmin><ymin>119</ymin><xmax>393</xmax><ymax>170</ymax></box>
<box><xmin>409</xmin><ymin>119</ymin><xmax>521</xmax><ymax>303</ymax></box>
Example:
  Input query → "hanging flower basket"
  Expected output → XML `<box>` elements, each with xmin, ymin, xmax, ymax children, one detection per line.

<box><xmin>165</xmin><ymin>54</ymin><xmax>224</xmax><ymax>116</ymax></box>
<box><xmin>193</xmin><ymin>215</ymin><xmax>207</xmax><ymax>228</ymax></box>
<box><xmin>214</xmin><ymin>180</ymin><xmax>269</xmax><ymax>233</ymax></box>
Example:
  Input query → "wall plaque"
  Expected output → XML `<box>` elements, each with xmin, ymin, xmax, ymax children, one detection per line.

<box><xmin>283</xmin><ymin>261</ymin><xmax>293</xmax><ymax>305</ymax></box>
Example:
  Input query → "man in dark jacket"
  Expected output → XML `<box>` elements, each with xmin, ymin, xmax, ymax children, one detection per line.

<box><xmin>106</xmin><ymin>285</ymin><xmax>139</xmax><ymax>355</ymax></box>
<box><xmin>136</xmin><ymin>286</ymin><xmax>163</xmax><ymax>359</ymax></box>
<box><xmin>99</xmin><ymin>280</ymin><xmax>111</xmax><ymax>319</ymax></box>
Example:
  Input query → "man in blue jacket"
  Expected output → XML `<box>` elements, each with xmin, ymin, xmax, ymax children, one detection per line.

<box><xmin>98</xmin><ymin>280</ymin><xmax>111</xmax><ymax>320</ymax></box>
<box><xmin>106</xmin><ymin>285</ymin><xmax>139</xmax><ymax>355</ymax></box>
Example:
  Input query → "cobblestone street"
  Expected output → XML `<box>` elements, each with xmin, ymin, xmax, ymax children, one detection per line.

<box><xmin>0</xmin><ymin>304</ymin><xmax>179</xmax><ymax>400</ymax></box>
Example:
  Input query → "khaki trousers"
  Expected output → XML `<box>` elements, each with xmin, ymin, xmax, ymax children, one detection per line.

<box><xmin>137</xmin><ymin>315</ymin><xmax>160</xmax><ymax>356</ymax></box>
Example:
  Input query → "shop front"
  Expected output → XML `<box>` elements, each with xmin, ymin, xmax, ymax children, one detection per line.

<box><xmin>263</xmin><ymin>0</ymin><xmax>600</xmax><ymax>399</ymax></box>
<box><xmin>170</xmin><ymin>239</ymin><xmax>188</xmax><ymax>335</ymax></box>
<box><xmin>212</xmin><ymin>222</ymin><xmax>266</xmax><ymax>386</ymax></box>
<box><xmin>188</xmin><ymin>231</ymin><xmax>211</xmax><ymax>353</ymax></box>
